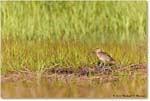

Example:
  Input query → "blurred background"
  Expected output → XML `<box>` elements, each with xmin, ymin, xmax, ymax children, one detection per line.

<box><xmin>1</xmin><ymin>1</ymin><xmax>146</xmax><ymax>43</ymax></box>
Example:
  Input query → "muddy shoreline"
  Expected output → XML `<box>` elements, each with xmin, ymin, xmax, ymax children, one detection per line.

<box><xmin>1</xmin><ymin>63</ymin><xmax>146</xmax><ymax>83</ymax></box>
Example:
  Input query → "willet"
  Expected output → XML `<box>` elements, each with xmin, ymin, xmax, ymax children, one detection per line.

<box><xmin>93</xmin><ymin>48</ymin><xmax>115</xmax><ymax>66</ymax></box>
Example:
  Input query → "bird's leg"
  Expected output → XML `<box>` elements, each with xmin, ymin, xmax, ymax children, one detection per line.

<box><xmin>96</xmin><ymin>61</ymin><xmax>104</xmax><ymax>71</ymax></box>
<box><xmin>97</xmin><ymin>61</ymin><xmax>101</xmax><ymax>67</ymax></box>
<box><xmin>97</xmin><ymin>61</ymin><xmax>101</xmax><ymax>66</ymax></box>
<box><xmin>103</xmin><ymin>63</ymin><xmax>106</xmax><ymax>70</ymax></box>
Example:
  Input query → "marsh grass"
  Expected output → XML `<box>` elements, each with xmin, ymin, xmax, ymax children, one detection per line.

<box><xmin>1</xmin><ymin>1</ymin><xmax>146</xmax><ymax>73</ymax></box>
<box><xmin>2</xmin><ymin>39</ymin><xmax>146</xmax><ymax>73</ymax></box>
<box><xmin>1</xmin><ymin>1</ymin><xmax>146</xmax><ymax>42</ymax></box>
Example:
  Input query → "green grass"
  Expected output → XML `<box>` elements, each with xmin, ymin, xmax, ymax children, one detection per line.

<box><xmin>2</xmin><ymin>1</ymin><xmax>146</xmax><ymax>43</ymax></box>
<box><xmin>1</xmin><ymin>1</ymin><xmax>146</xmax><ymax>72</ymax></box>
<box><xmin>1</xmin><ymin>1</ymin><xmax>147</xmax><ymax>98</ymax></box>
<box><xmin>2</xmin><ymin>39</ymin><xmax>146</xmax><ymax>73</ymax></box>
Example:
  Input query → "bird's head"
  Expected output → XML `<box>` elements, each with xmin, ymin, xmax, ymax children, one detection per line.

<box><xmin>93</xmin><ymin>48</ymin><xmax>102</xmax><ymax>53</ymax></box>
<box><xmin>88</xmin><ymin>48</ymin><xmax>102</xmax><ymax>55</ymax></box>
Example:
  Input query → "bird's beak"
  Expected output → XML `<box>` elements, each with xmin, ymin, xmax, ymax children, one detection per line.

<box><xmin>91</xmin><ymin>50</ymin><xmax>95</xmax><ymax>54</ymax></box>
<box><xmin>87</xmin><ymin>50</ymin><xmax>95</xmax><ymax>55</ymax></box>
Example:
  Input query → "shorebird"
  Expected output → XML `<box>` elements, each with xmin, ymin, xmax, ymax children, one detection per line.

<box><xmin>93</xmin><ymin>48</ymin><xmax>115</xmax><ymax>66</ymax></box>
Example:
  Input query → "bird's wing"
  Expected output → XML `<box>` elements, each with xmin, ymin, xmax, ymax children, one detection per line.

<box><xmin>101</xmin><ymin>52</ymin><xmax>115</xmax><ymax>61</ymax></box>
